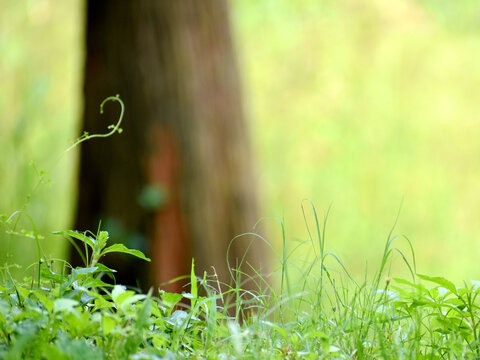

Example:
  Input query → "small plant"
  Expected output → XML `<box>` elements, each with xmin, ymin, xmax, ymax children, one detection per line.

<box><xmin>3</xmin><ymin>96</ymin><xmax>480</xmax><ymax>358</ymax></box>
<box><xmin>3</xmin><ymin>207</ymin><xmax>480</xmax><ymax>359</ymax></box>
<box><xmin>65</xmin><ymin>94</ymin><xmax>124</xmax><ymax>152</ymax></box>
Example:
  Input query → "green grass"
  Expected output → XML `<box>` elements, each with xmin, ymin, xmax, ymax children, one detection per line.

<box><xmin>3</xmin><ymin>204</ymin><xmax>480</xmax><ymax>359</ymax></box>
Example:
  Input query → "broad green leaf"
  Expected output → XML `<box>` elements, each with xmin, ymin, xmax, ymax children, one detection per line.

<box><xmin>95</xmin><ymin>263</ymin><xmax>116</xmax><ymax>273</ymax></box>
<box><xmin>41</xmin><ymin>343</ymin><xmax>69</xmax><ymax>360</ymax></box>
<box><xmin>135</xmin><ymin>298</ymin><xmax>152</xmax><ymax>330</ymax></box>
<box><xmin>64</xmin><ymin>311</ymin><xmax>100</xmax><ymax>338</ymax></box>
<box><xmin>55</xmin><ymin>333</ymin><xmax>104</xmax><ymax>360</ymax></box>
<box><xmin>111</xmin><ymin>286</ymin><xmax>146</xmax><ymax>312</ymax></box>
<box><xmin>151</xmin><ymin>301</ymin><xmax>163</xmax><ymax>318</ymax></box>
<box><xmin>16</xmin><ymin>286</ymin><xmax>31</xmax><ymax>299</ymax></box>
<box><xmin>34</xmin><ymin>292</ymin><xmax>54</xmax><ymax>313</ymax></box>
<box><xmin>100</xmin><ymin>243</ymin><xmax>151</xmax><ymax>262</ymax></box>
<box><xmin>73</xmin><ymin>267</ymin><xmax>98</xmax><ymax>276</ymax></box>
<box><xmin>102</xmin><ymin>314</ymin><xmax>116</xmax><ymax>335</ymax></box>
<box><xmin>161</xmin><ymin>292</ymin><xmax>183</xmax><ymax>315</ymax></box>
<box><xmin>111</xmin><ymin>285</ymin><xmax>127</xmax><ymax>302</ymax></box>
<box><xmin>165</xmin><ymin>310</ymin><xmax>190</xmax><ymax>328</ymax></box>
<box><xmin>118</xmin><ymin>294</ymin><xmax>146</xmax><ymax>312</ymax></box>
<box><xmin>80</xmin><ymin>293</ymin><xmax>96</xmax><ymax>306</ymax></box>
<box><xmin>40</xmin><ymin>267</ymin><xmax>67</xmax><ymax>284</ymax></box>
<box><xmin>417</xmin><ymin>274</ymin><xmax>457</xmax><ymax>294</ymax></box>
<box><xmin>53</xmin><ymin>230</ymin><xmax>96</xmax><ymax>250</ymax></box>
<box><xmin>95</xmin><ymin>231</ymin><xmax>109</xmax><ymax>252</ymax></box>
<box><xmin>79</xmin><ymin>277</ymin><xmax>112</xmax><ymax>290</ymax></box>
<box><xmin>93</xmin><ymin>296</ymin><xmax>114</xmax><ymax>312</ymax></box>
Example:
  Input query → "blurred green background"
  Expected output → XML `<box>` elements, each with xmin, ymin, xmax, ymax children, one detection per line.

<box><xmin>2</xmin><ymin>0</ymin><xmax>480</xmax><ymax>282</ymax></box>
<box><xmin>0</xmin><ymin>0</ymin><xmax>82</xmax><ymax>272</ymax></box>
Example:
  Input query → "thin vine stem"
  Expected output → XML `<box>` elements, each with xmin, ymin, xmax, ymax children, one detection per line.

<box><xmin>66</xmin><ymin>94</ymin><xmax>124</xmax><ymax>152</ymax></box>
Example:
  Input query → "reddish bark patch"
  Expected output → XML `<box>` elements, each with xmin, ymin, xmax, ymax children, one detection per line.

<box><xmin>147</xmin><ymin>128</ymin><xmax>190</xmax><ymax>293</ymax></box>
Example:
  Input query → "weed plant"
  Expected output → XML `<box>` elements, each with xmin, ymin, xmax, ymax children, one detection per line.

<box><xmin>2</xmin><ymin>98</ymin><xmax>480</xmax><ymax>358</ymax></box>
<box><xmin>2</xmin><ymin>205</ymin><xmax>480</xmax><ymax>359</ymax></box>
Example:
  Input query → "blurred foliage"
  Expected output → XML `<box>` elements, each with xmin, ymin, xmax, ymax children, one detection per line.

<box><xmin>3</xmin><ymin>0</ymin><xmax>480</xmax><ymax>283</ymax></box>
<box><xmin>0</xmin><ymin>0</ymin><xmax>82</xmax><ymax>274</ymax></box>
<box><xmin>232</xmin><ymin>0</ymin><xmax>480</xmax><ymax>282</ymax></box>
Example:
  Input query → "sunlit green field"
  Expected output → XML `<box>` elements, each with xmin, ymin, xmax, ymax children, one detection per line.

<box><xmin>3</xmin><ymin>0</ymin><xmax>480</xmax><ymax>283</ymax></box>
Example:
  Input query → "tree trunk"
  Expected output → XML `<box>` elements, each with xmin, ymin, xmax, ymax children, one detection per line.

<box><xmin>74</xmin><ymin>0</ymin><xmax>265</xmax><ymax>293</ymax></box>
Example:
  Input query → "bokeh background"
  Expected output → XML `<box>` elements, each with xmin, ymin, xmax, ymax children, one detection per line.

<box><xmin>2</xmin><ymin>0</ymin><xmax>480</xmax><ymax>283</ymax></box>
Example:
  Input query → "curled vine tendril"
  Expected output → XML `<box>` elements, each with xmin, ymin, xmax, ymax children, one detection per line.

<box><xmin>66</xmin><ymin>94</ymin><xmax>124</xmax><ymax>152</ymax></box>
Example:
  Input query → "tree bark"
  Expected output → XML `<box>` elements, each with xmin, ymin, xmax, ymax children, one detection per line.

<box><xmin>75</xmin><ymin>0</ymin><xmax>265</xmax><ymax>293</ymax></box>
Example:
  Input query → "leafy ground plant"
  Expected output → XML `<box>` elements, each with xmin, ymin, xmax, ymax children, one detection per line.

<box><xmin>3</xmin><ymin>97</ymin><xmax>480</xmax><ymax>358</ymax></box>
<box><xmin>2</xmin><ymin>209</ymin><xmax>480</xmax><ymax>359</ymax></box>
